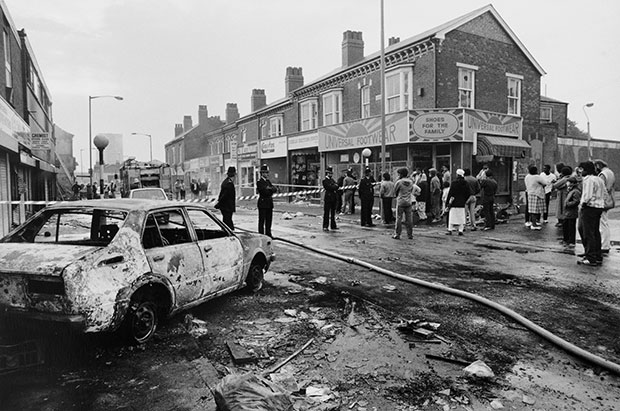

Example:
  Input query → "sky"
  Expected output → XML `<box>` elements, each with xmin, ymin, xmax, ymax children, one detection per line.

<box><xmin>6</xmin><ymin>0</ymin><xmax>620</xmax><ymax>166</ymax></box>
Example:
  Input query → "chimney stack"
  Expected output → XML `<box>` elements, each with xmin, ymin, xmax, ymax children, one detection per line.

<box><xmin>226</xmin><ymin>103</ymin><xmax>240</xmax><ymax>124</ymax></box>
<box><xmin>388</xmin><ymin>37</ymin><xmax>400</xmax><ymax>46</ymax></box>
<box><xmin>285</xmin><ymin>67</ymin><xmax>304</xmax><ymax>95</ymax></box>
<box><xmin>174</xmin><ymin>124</ymin><xmax>184</xmax><ymax>137</ymax></box>
<box><xmin>198</xmin><ymin>105</ymin><xmax>208</xmax><ymax>126</ymax></box>
<box><xmin>251</xmin><ymin>89</ymin><xmax>267</xmax><ymax>112</ymax></box>
<box><xmin>342</xmin><ymin>30</ymin><xmax>364</xmax><ymax>67</ymax></box>
<box><xmin>183</xmin><ymin>115</ymin><xmax>193</xmax><ymax>132</ymax></box>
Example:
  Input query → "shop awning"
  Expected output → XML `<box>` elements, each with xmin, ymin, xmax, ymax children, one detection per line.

<box><xmin>477</xmin><ymin>135</ymin><xmax>531</xmax><ymax>158</ymax></box>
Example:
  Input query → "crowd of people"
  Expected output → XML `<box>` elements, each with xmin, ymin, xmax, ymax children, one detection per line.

<box><xmin>210</xmin><ymin>160</ymin><xmax>615</xmax><ymax>268</ymax></box>
<box><xmin>523</xmin><ymin>159</ymin><xmax>615</xmax><ymax>266</ymax></box>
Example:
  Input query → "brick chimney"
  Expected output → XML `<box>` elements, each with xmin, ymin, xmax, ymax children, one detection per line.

<box><xmin>183</xmin><ymin>115</ymin><xmax>193</xmax><ymax>132</ymax></box>
<box><xmin>174</xmin><ymin>124</ymin><xmax>184</xmax><ymax>137</ymax></box>
<box><xmin>198</xmin><ymin>105</ymin><xmax>208</xmax><ymax>125</ymax></box>
<box><xmin>388</xmin><ymin>37</ymin><xmax>400</xmax><ymax>46</ymax></box>
<box><xmin>226</xmin><ymin>103</ymin><xmax>240</xmax><ymax>124</ymax></box>
<box><xmin>285</xmin><ymin>67</ymin><xmax>304</xmax><ymax>95</ymax></box>
<box><xmin>342</xmin><ymin>30</ymin><xmax>364</xmax><ymax>67</ymax></box>
<box><xmin>251</xmin><ymin>89</ymin><xmax>267</xmax><ymax>112</ymax></box>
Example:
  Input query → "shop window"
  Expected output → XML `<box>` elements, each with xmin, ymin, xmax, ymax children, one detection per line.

<box><xmin>507</xmin><ymin>74</ymin><xmax>522</xmax><ymax>116</ymax></box>
<box><xmin>361</xmin><ymin>85</ymin><xmax>371</xmax><ymax>118</ymax></box>
<box><xmin>291</xmin><ymin>154</ymin><xmax>319</xmax><ymax>187</ymax></box>
<box><xmin>385</xmin><ymin>66</ymin><xmax>412</xmax><ymax>113</ymax></box>
<box><xmin>300</xmin><ymin>99</ymin><xmax>318</xmax><ymax>131</ymax></box>
<box><xmin>540</xmin><ymin>106</ymin><xmax>552</xmax><ymax>123</ymax></box>
<box><xmin>457</xmin><ymin>64</ymin><xmax>477</xmax><ymax>109</ymax></box>
<box><xmin>322</xmin><ymin>90</ymin><xmax>342</xmax><ymax>125</ymax></box>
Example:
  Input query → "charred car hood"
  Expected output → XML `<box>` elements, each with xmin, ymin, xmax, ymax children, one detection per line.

<box><xmin>0</xmin><ymin>243</ymin><xmax>97</xmax><ymax>276</ymax></box>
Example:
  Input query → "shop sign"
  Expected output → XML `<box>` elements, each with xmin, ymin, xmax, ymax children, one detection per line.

<box><xmin>409</xmin><ymin>109</ymin><xmax>464</xmax><ymax>142</ymax></box>
<box><xmin>209</xmin><ymin>155</ymin><xmax>222</xmax><ymax>167</ymax></box>
<box><xmin>0</xmin><ymin>96</ymin><xmax>30</xmax><ymax>152</ymax></box>
<box><xmin>318</xmin><ymin>112</ymin><xmax>408</xmax><ymax>152</ymax></box>
<box><xmin>412</xmin><ymin>113</ymin><xmax>459</xmax><ymax>139</ymax></box>
<box><xmin>260</xmin><ymin>136</ymin><xmax>287</xmax><ymax>159</ymax></box>
<box><xmin>238</xmin><ymin>143</ymin><xmax>257</xmax><ymax>159</ymax></box>
<box><xmin>31</xmin><ymin>132</ymin><xmax>51</xmax><ymax>150</ymax></box>
<box><xmin>289</xmin><ymin>132</ymin><xmax>318</xmax><ymax>150</ymax></box>
<box><xmin>198</xmin><ymin>156</ymin><xmax>209</xmax><ymax>168</ymax></box>
<box><xmin>189</xmin><ymin>158</ymin><xmax>200</xmax><ymax>170</ymax></box>
<box><xmin>464</xmin><ymin>110</ymin><xmax>521</xmax><ymax>140</ymax></box>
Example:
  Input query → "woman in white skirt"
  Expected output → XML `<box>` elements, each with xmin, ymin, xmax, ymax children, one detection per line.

<box><xmin>445</xmin><ymin>169</ymin><xmax>471</xmax><ymax>236</ymax></box>
<box><xmin>524</xmin><ymin>165</ymin><xmax>548</xmax><ymax>230</ymax></box>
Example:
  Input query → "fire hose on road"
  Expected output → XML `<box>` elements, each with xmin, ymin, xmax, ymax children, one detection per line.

<box><xmin>274</xmin><ymin>236</ymin><xmax>620</xmax><ymax>376</ymax></box>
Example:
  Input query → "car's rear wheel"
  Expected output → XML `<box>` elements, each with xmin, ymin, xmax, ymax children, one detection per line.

<box><xmin>125</xmin><ymin>299</ymin><xmax>158</xmax><ymax>344</ymax></box>
<box><xmin>246</xmin><ymin>263</ymin><xmax>264</xmax><ymax>292</ymax></box>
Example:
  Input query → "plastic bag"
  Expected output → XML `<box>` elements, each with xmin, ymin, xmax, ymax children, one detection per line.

<box><xmin>213</xmin><ymin>373</ymin><xmax>294</xmax><ymax>411</ymax></box>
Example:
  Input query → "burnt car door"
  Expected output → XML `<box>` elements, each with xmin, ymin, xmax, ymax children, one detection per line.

<box><xmin>185</xmin><ymin>208</ymin><xmax>243</xmax><ymax>294</ymax></box>
<box><xmin>142</xmin><ymin>208</ymin><xmax>205</xmax><ymax>307</ymax></box>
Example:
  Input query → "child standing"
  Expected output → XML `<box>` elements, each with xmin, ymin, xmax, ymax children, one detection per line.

<box><xmin>562</xmin><ymin>176</ymin><xmax>581</xmax><ymax>247</ymax></box>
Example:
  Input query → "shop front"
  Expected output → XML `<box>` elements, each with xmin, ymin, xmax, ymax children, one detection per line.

<box><xmin>237</xmin><ymin>143</ymin><xmax>258</xmax><ymax>197</ymax></box>
<box><xmin>318</xmin><ymin>112</ymin><xmax>410</xmax><ymax>180</ymax></box>
<box><xmin>407</xmin><ymin>109</ymin><xmax>529</xmax><ymax>202</ymax></box>
<box><xmin>288</xmin><ymin>132</ymin><xmax>320</xmax><ymax>191</ymax></box>
<box><xmin>259</xmin><ymin>135</ymin><xmax>287</xmax><ymax>189</ymax></box>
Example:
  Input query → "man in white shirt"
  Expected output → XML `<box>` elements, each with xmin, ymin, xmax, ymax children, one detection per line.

<box><xmin>540</xmin><ymin>165</ymin><xmax>556</xmax><ymax>223</ymax></box>
<box><xmin>594</xmin><ymin>159</ymin><xmax>615</xmax><ymax>255</ymax></box>
<box><xmin>577</xmin><ymin>161</ymin><xmax>606</xmax><ymax>266</ymax></box>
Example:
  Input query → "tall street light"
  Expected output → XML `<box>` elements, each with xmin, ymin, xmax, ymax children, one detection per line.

<box><xmin>583</xmin><ymin>102</ymin><xmax>594</xmax><ymax>161</ymax></box>
<box><xmin>131</xmin><ymin>132</ymin><xmax>153</xmax><ymax>162</ymax></box>
<box><xmin>89</xmin><ymin>95</ymin><xmax>123</xmax><ymax>185</ymax></box>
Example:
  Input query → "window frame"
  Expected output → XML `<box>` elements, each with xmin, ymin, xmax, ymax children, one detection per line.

<box><xmin>269</xmin><ymin>115</ymin><xmax>283</xmax><ymax>137</ymax></box>
<box><xmin>385</xmin><ymin>66</ymin><xmax>413</xmax><ymax>114</ymax></box>
<box><xmin>506</xmin><ymin>73</ymin><xmax>523</xmax><ymax>116</ymax></box>
<box><xmin>540</xmin><ymin>106</ymin><xmax>553</xmax><ymax>123</ymax></box>
<box><xmin>457</xmin><ymin>63</ymin><xmax>478</xmax><ymax>109</ymax></box>
<box><xmin>322</xmin><ymin>89</ymin><xmax>343</xmax><ymax>126</ymax></box>
<box><xmin>361</xmin><ymin>85</ymin><xmax>371</xmax><ymax>118</ymax></box>
<box><xmin>300</xmin><ymin>98</ymin><xmax>318</xmax><ymax>131</ymax></box>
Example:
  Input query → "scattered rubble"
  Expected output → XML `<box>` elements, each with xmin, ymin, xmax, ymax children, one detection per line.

<box><xmin>463</xmin><ymin>360</ymin><xmax>495</xmax><ymax>378</ymax></box>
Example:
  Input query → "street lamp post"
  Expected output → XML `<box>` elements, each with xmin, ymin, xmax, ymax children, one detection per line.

<box><xmin>583</xmin><ymin>102</ymin><xmax>594</xmax><ymax>161</ymax></box>
<box><xmin>89</xmin><ymin>95</ymin><xmax>123</xmax><ymax>185</ymax></box>
<box><xmin>131</xmin><ymin>133</ymin><xmax>153</xmax><ymax>162</ymax></box>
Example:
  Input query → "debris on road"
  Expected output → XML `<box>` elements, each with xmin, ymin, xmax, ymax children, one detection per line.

<box><xmin>184</xmin><ymin>314</ymin><xmax>209</xmax><ymax>338</ymax></box>
<box><xmin>382</xmin><ymin>284</ymin><xmax>397</xmax><ymax>292</ymax></box>
<box><xmin>310</xmin><ymin>276</ymin><xmax>328</xmax><ymax>285</ymax></box>
<box><xmin>213</xmin><ymin>373</ymin><xmax>294</xmax><ymax>410</ymax></box>
<box><xmin>226</xmin><ymin>340</ymin><xmax>256</xmax><ymax>365</ymax></box>
<box><xmin>281</xmin><ymin>212</ymin><xmax>294</xmax><ymax>220</ymax></box>
<box><xmin>425</xmin><ymin>354</ymin><xmax>470</xmax><ymax>366</ymax></box>
<box><xmin>463</xmin><ymin>360</ymin><xmax>495</xmax><ymax>378</ymax></box>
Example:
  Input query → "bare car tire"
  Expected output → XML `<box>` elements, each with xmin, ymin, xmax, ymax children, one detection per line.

<box><xmin>246</xmin><ymin>263</ymin><xmax>264</xmax><ymax>292</ymax></box>
<box><xmin>124</xmin><ymin>299</ymin><xmax>158</xmax><ymax>344</ymax></box>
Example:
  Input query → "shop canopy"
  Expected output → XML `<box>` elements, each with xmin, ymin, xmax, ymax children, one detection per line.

<box><xmin>477</xmin><ymin>135</ymin><xmax>531</xmax><ymax>158</ymax></box>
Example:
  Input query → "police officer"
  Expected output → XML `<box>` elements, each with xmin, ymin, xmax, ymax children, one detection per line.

<box><xmin>359</xmin><ymin>167</ymin><xmax>376</xmax><ymax>227</ymax></box>
<box><xmin>322</xmin><ymin>166</ymin><xmax>339</xmax><ymax>231</ymax></box>
<box><xmin>257</xmin><ymin>164</ymin><xmax>278</xmax><ymax>238</ymax></box>
<box><xmin>215</xmin><ymin>167</ymin><xmax>236</xmax><ymax>230</ymax></box>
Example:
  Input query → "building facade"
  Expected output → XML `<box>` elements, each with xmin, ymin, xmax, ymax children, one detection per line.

<box><xmin>167</xmin><ymin>5</ymin><xmax>559</xmax><ymax>205</ymax></box>
<box><xmin>0</xmin><ymin>1</ymin><xmax>56</xmax><ymax>236</ymax></box>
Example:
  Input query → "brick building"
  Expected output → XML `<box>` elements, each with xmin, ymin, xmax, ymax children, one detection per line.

<box><xmin>167</xmin><ymin>5</ymin><xmax>556</xmax><ymax>204</ymax></box>
<box><xmin>0</xmin><ymin>1</ymin><xmax>56</xmax><ymax>236</ymax></box>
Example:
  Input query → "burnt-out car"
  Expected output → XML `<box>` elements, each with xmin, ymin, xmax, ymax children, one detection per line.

<box><xmin>0</xmin><ymin>199</ymin><xmax>275</xmax><ymax>344</ymax></box>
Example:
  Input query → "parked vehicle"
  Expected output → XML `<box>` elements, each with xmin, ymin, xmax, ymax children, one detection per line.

<box><xmin>128</xmin><ymin>188</ymin><xmax>168</xmax><ymax>200</ymax></box>
<box><xmin>0</xmin><ymin>199</ymin><xmax>275</xmax><ymax>344</ymax></box>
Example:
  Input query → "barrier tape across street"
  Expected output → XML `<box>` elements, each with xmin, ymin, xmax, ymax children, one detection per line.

<box><xmin>0</xmin><ymin>183</ymin><xmax>376</xmax><ymax>206</ymax></box>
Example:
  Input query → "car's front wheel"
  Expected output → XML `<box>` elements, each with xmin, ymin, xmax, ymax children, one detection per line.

<box><xmin>246</xmin><ymin>263</ymin><xmax>264</xmax><ymax>292</ymax></box>
<box><xmin>125</xmin><ymin>299</ymin><xmax>158</xmax><ymax>344</ymax></box>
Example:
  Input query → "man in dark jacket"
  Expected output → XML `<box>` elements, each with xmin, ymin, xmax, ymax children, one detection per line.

<box><xmin>257</xmin><ymin>164</ymin><xmax>278</xmax><ymax>238</ymax></box>
<box><xmin>358</xmin><ymin>167</ymin><xmax>376</xmax><ymax>227</ymax></box>
<box><xmin>215</xmin><ymin>167</ymin><xmax>237</xmax><ymax>230</ymax></box>
<box><xmin>322</xmin><ymin>166</ymin><xmax>339</xmax><ymax>231</ymax></box>
<box><xmin>478</xmin><ymin>170</ymin><xmax>498</xmax><ymax>231</ymax></box>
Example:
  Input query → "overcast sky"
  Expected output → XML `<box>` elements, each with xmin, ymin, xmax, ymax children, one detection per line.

<box><xmin>7</xmin><ymin>0</ymin><xmax>620</xmax><ymax>165</ymax></box>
